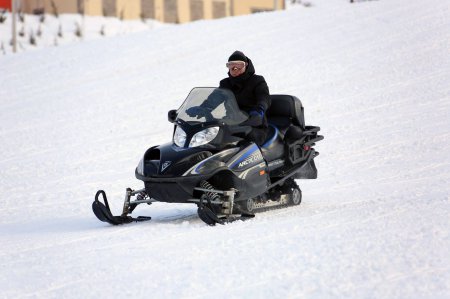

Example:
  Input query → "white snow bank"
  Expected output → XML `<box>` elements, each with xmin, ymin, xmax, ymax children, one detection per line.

<box><xmin>0</xmin><ymin>12</ymin><xmax>165</xmax><ymax>55</ymax></box>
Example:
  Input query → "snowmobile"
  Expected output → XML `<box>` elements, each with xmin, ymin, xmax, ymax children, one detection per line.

<box><xmin>92</xmin><ymin>87</ymin><xmax>323</xmax><ymax>226</ymax></box>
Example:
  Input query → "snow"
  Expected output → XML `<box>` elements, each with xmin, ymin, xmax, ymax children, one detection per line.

<box><xmin>0</xmin><ymin>13</ymin><xmax>165</xmax><ymax>55</ymax></box>
<box><xmin>1</xmin><ymin>0</ymin><xmax>450</xmax><ymax>298</ymax></box>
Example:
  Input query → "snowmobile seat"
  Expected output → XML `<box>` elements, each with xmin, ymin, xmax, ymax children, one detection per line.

<box><xmin>261</xmin><ymin>124</ymin><xmax>285</xmax><ymax>162</ymax></box>
<box><xmin>266</xmin><ymin>95</ymin><xmax>305</xmax><ymax>135</ymax></box>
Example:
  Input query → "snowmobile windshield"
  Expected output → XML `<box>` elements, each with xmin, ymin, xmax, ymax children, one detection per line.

<box><xmin>176</xmin><ymin>87</ymin><xmax>248</xmax><ymax>125</ymax></box>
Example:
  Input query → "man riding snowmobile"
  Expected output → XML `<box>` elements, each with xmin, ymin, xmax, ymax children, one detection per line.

<box><xmin>92</xmin><ymin>86</ymin><xmax>323</xmax><ymax>226</ymax></box>
<box><xmin>187</xmin><ymin>50</ymin><xmax>270</xmax><ymax>146</ymax></box>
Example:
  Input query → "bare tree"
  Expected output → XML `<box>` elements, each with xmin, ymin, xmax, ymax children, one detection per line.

<box><xmin>39</xmin><ymin>12</ymin><xmax>46</xmax><ymax>23</ymax></box>
<box><xmin>19</xmin><ymin>25</ymin><xmax>25</xmax><ymax>37</ymax></box>
<box><xmin>0</xmin><ymin>9</ymin><xmax>7</xmax><ymax>24</ymax></box>
<box><xmin>100</xmin><ymin>24</ymin><xmax>105</xmax><ymax>36</ymax></box>
<box><xmin>18</xmin><ymin>10</ymin><xmax>25</xmax><ymax>23</ymax></box>
<box><xmin>75</xmin><ymin>22</ymin><xmax>82</xmax><ymax>38</ymax></box>
<box><xmin>37</xmin><ymin>24</ymin><xmax>42</xmax><ymax>37</ymax></box>
<box><xmin>29</xmin><ymin>30</ymin><xmax>36</xmax><ymax>46</ymax></box>
<box><xmin>57</xmin><ymin>24</ymin><xmax>63</xmax><ymax>38</ymax></box>
<box><xmin>51</xmin><ymin>1</ymin><xmax>59</xmax><ymax>18</ymax></box>
<box><xmin>140</xmin><ymin>12</ymin><xmax>146</xmax><ymax>23</ymax></box>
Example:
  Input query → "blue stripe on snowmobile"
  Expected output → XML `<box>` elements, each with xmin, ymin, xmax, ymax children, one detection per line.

<box><xmin>229</xmin><ymin>144</ymin><xmax>259</xmax><ymax>169</ymax></box>
<box><xmin>261</xmin><ymin>124</ymin><xmax>279</xmax><ymax>149</ymax></box>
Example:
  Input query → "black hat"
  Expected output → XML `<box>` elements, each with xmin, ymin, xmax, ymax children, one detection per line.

<box><xmin>228</xmin><ymin>50</ymin><xmax>248</xmax><ymax>62</ymax></box>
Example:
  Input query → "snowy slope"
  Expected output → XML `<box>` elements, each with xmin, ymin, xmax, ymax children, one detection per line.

<box><xmin>1</xmin><ymin>0</ymin><xmax>450</xmax><ymax>298</ymax></box>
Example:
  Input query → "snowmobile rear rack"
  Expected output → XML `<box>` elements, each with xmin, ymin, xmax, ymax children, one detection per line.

<box><xmin>269</xmin><ymin>148</ymin><xmax>317</xmax><ymax>189</ymax></box>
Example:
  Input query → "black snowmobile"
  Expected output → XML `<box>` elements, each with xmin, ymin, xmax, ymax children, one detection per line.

<box><xmin>92</xmin><ymin>87</ymin><xmax>323</xmax><ymax>225</ymax></box>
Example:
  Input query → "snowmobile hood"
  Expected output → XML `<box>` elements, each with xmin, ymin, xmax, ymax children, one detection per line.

<box><xmin>138</xmin><ymin>142</ymin><xmax>214</xmax><ymax>178</ymax></box>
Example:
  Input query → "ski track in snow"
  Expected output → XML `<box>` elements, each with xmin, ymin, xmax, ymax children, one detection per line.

<box><xmin>1</xmin><ymin>0</ymin><xmax>450</xmax><ymax>298</ymax></box>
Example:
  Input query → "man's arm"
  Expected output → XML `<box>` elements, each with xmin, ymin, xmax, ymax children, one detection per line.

<box><xmin>253</xmin><ymin>77</ymin><xmax>271</xmax><ymax>113</ymax></box>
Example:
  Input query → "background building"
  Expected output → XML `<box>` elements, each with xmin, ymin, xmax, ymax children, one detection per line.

<box><xmin>1</xmin><ymin>0</ymin><xmax>285</xmax><ymax>23</ymax></box>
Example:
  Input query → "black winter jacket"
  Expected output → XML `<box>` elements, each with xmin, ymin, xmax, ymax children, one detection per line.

<box><xmin>219</xmin><ymin>58</ymin><xmax>271</xmax><ymax>128</ymax></box>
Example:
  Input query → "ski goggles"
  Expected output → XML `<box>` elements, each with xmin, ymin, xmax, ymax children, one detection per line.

<box><xmin>226</xmin><ymin>61</ymin><xmax>246</xmax><ymax>71</ymax></box>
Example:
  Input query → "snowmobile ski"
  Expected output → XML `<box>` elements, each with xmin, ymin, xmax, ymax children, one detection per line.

<box><xmin>92</xmin><ymin>190</ymin><xmax>152</xmax><ymax>225</ymax></box>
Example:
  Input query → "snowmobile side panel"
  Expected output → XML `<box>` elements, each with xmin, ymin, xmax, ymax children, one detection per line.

<box><xmin>260</xmin><ymin>125</ymin><xmax>285</xmax><ymax>163</ymax></box>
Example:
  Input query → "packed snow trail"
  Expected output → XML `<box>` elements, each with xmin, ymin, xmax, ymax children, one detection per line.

<box><xmin>1</xmin><ymin>0</ymin><xmax>449</xmax><ymax>298</ymax></box>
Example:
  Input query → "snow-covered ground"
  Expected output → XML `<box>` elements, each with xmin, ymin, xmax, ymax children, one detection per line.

<box><xmin>0</xmin><ymin>12</ymin><xmax>165</xmax><ymax>55</ymax></box>
<box><xmin>1</xmin><ymin>0</ymin><xmax>450</xmax><ymax>298</ymax></box>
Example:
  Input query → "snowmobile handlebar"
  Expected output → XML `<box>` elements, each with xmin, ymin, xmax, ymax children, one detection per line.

<box><xmin>228</xmin><ymin>124</ymin><xmax>252</xmax><ymax>137</ymax></box>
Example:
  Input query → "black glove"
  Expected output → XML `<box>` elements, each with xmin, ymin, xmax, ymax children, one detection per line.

<box><xmin>241</xmin><ymin>110</ymin><xmax>263</xmax><ymax>127</ymax></box>
<box><xmin>186</xmin><ymin>106</ymin><xmax>207</xmax><ymax>118</ymax></box>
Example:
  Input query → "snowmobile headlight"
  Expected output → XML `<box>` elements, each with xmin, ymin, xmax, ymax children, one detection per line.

<box><xmin>189</xmin><ymin>127</ymin><xmax>219</xmax><ymax>148</ymax></box>
<box><xmin>137</xmin><ymin>157</ymin><xmax>145</xmax><ymax>175</ymax></box>
<box><xmin>173</xmin><ymin>126</ymin><xmax>187</xmax><ymax>147</ymax></box>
